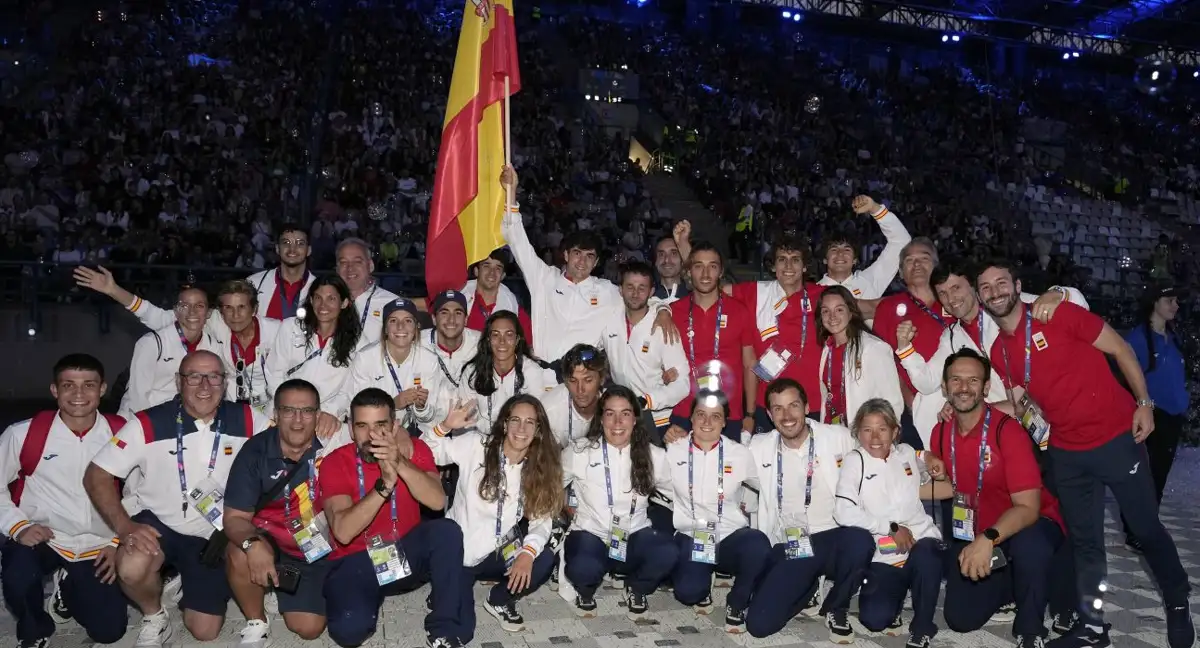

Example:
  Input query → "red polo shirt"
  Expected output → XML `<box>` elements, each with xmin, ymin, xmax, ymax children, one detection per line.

<box><xmin>824</xmin><ymin>342</ymin><xmax>848</xmax><ymax>424</ymax></box>
<box><xmin>989</xmin><ymin>302</ymin><xmax>1132</xmax><ymax>451</ymax></box>
<box><xmin>265</xmin><ymin>272</ymin><xmax>309</xmax><ymax>320</ymax></box>
<box><xmin>873</xmin><ymin>291</ymin><xmax>955</xmax><ymax>395</ymax></box>
<box><xmin>465</xmin><ymin>293</ymin><xmax>534</xmax><ymax>348</ymax></box>
<box><xmin>730</xmin><ymin>281</ymin><xmax>825</xmax><ymax>413</ymax></box>
<box><xmin>932</xmin><ymin>408</ymin><xmax>1063</xmax><ymax>533</ymax></box>
<box><xmin>670</xmin><ymin>295</ymin><xmax>756</xmax><ymax>420</ymax></box>
<box><xmin>317</xmin><ymin>440</ymin><xmax>437</xmax><ymax>559</ymax></box>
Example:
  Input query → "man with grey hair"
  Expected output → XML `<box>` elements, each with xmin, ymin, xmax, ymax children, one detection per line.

<box><xmin>335</xmin><ymin>237</ymin><xmax>402</xmax><ymax>349</ymax></box>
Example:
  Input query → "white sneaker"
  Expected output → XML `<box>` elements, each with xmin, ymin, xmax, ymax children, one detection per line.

<box><xmin>135</xmin><ymin>608</ymin><xmax>173</xmax><ymax>648</ymax></box>
<box><xmin>237</xmin><ymin>619</ymin><xmax>271</xmax><ymax>648</ymax></box>
<box><xmin>161</xmin><ymin>574</ymin><xmax>183</xmax><ymax>609</ymax></box>
<box><xmin>45</xmin><ymin>568</ymin><xmax>71</xmax><ymax>624</ymax></box>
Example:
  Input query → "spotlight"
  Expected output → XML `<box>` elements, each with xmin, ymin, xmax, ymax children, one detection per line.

<box><xmin>1063</xmin><ymin>53</ymin><xmax>1071</xmax><ymax>60</ymax></box>
<box><xmin>782</xmin><ymin>10</ymin><xmax>792</xmax><ymax>18</ymax></box>
<box><xmin>951</xmin><ymin>34</ymin><xmax>960</xmax><ymax>42</ymax></box>
<box><xmin>942</xmin><ymin>35</ymin><xmax>949</xmax><ymax>43</ymax></box>
<box><xmin>27</xmin><ymin>326</ymin><xmax>36</xmax><ymax>338</ymax></box>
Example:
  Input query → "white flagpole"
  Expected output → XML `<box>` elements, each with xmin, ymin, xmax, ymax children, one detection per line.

<box><xmin>503</xmin><ymin>76</ymin><xmax>513</xmax><ymax>212</ymax></box>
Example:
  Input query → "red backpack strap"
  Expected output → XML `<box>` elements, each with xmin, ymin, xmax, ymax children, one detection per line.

<box><xmin>102</xmin><ymin>414</ymin><xmax>127</xmax><ymax>436</ymax></box>
<box><xmin>18</xmin><ymin>411</ymin><xmax>58</xmax><ymax>479</ymax></box>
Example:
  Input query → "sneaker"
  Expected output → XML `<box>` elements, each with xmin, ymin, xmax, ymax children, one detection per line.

<box><xmin>991</xmin><ymin>602</ymin><xmax>1017</xmax><ymax>623</ymax></box>
<box><xmin>625</xmin><ymin>587</ymin><xmax>649</xmax><ymax>619</ymax></box>
<box><xmin>237</xmin><ymin>619</ymin><xmax>271</xmax><ymax>648</ymax></box>
<box><xmin>801</xmin><ymin>576</ymin><xmax>824</xmax><ymax>616</ymax></box>
<box><xmin>724</xmin><ymin>606</ymin><xmax>746</xmax><ymax>634</ymax></box>
<box><xmin>549</xmin><ymin>566</ymin><xmax>559</xmax><ymax>592</ymax></box>
<box><xmin>713</xmin><ymin>571</ymin><xmax>733</xmax><ymax>588</ymax></box>
<box><xmin>485</xmin><ymin>601</ymin><xmax>525</xmax><ymax>632</ymax></box>
<box><xmin>693</xmin><ymin>594</ymin><xmax>714</xmax><ymax>615</ymax></box>
<box><xmin>1052</xmin><ymin>611</ymin><xmax>1079</xmax><ymax>635</ymax></box>
<box><xmin>1124</xmin><ymin>535</ymin><xmax>1145</xmax><ymax>555</ymax></box>
<box><xmin>161</xmin><ymin>574</ymin><xmax>183</xmax><ymax>609</ymax></box>
<box><xmin>134</xmin><ymin>608</ymin><xmax>174</xmax><ymax>648</ymax></box>
<box><xmin>1166</xmin><ymin>603</ymin><xmax>1196</xmax><ymax>648</ymax></box>
<box><xmin>1017</xmin><ymin>636</ymin><xmax>1047</xmax><ymax>648</ymax></box>
<box><xmin>1045</xmin><ymin>622</ymin><xmax>1111</xmax><ymax>648</ymax></box>
<box><xmin>574</xmin><ymin>594</ymin><xmax>598</xmax><ymax>618</ymax></box>
<box><xmin>827</xmin><ymin>610</ymin><xmax>855</xmax><ymax>644</ymax></box>
<box><xmin>46</xmin><ymin>569</ymin><xmax>71</xmax><ymax>624</ymax></box>
<box><xmin>885</xmin><ymin>613</ymin><xmax>905</xmax><ymax>637</ymax></box>
<box><xmin>426</xmin><ymin>637</ymin><xmax>465</xmax><ymax>648</ymax></box>
<box><xmin>906</xmin><ymin>632</ymin><xmax>932</xmax><ymax>648</ymax></box>
<box><xmin>18</xmin><ymin>640</ymin><xmax>48</xmax><ymax>648</ymax></box>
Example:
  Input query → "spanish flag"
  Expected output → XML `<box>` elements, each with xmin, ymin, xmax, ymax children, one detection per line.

<box><xmin>425</xmin><ymin>0</ymin><xmax>521</xmax><ymax>296</ymax></box>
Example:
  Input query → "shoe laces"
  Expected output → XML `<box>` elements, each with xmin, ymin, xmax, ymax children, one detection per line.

<box><xmin>137</xmin><ymin>612</ymin><xmax>167</xmax><ymax>640</ymax></box>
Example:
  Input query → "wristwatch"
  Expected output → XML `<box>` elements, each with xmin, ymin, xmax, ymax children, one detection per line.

<box><xmin>1136</xmin><ymin>398</ymin><xmax>1155</xmax><ymax>409</ymax></box>
<box><xmin>240</xmin><ymin>536</ymin><xmax>262</xmax><ymax>552</ymax></box>
<box><xmin>373</xmin><ymin>477</ymin><xmax>394</xmax><ymax>498</ymax></box>
<box><xmin>889</xmin><ymin>522</ymin><xmax>900</xmax><ymax>534</ymax></box>
<box><xmin>983</xmin><ymin>527</ymin><xmax>1000</xmax><ymax>544</ymax></box>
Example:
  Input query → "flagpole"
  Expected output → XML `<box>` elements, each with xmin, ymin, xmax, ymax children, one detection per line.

<box><xmin>503</xmin><ymin>76</ymin><xmax>513</xmax><ymax>212</ymax></box>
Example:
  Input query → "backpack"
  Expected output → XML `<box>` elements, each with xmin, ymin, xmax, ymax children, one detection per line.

<box><xmin>9</xmin><ymin>411</ymin><xmax>127</xmax><ymax>506</ymax></box>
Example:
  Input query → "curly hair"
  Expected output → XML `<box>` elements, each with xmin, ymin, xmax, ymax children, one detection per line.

<box><xmin>579</xmin><ymin>385</ymin><xmax>656</xmax><ymax>497</ymax></box>
<box><xmin>477</xmin><ymin>394</ymin><xmax>564</xmax><ymax>520</ymax></box>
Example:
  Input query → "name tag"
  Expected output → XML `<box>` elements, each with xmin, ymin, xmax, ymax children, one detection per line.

<box><xmin>952</xmin><ymin>492</ymin><xmax>977</xmax><ymax>542</ymax></box>
<box><xmin>368</xmin><ymin>535</ymin><xmax>411</xmax><ymax>585</ymax></box>
<box><xmin>289</xmin><ymin>512</ymin><xmax>332</xmax><ymax>563</ymax></box>
<box><xmin>784</xmin><ymin>526</ymin><xmax>813</xmax><ymax>559</ymax></box>
<box><xmin>1019</xmin><ymin>393</ymin><xmax>1051</xmax><ymax>451</ymax></box>
<box><xmin>690</xmin><ymin>520</ymin><xmax>718</xmax><ymax>564</ymax></box>
<box><xmin>608</xmin><ymin>515</ymin><xmax>630</xmax><ymax>562</ymax></box>
<box><xmin>188</xmin><ymin>478</ymin><xmax>225</xmax><ymax>530</ymax></box>
<box><xmin>753</xmin><ymin>346</ymin><xmax>793</xmax><ymax>382</ymax></box>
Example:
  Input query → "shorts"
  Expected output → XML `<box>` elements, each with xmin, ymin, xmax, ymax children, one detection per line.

<box><xmin>132</xmin><ymin>510</ymin><xmax>232</xmax><ymax>616</ymax></box>
<box><xmin>276</xmin><ymin>552</ymin><xmax>331</xmax><ymax>616</ymax></box>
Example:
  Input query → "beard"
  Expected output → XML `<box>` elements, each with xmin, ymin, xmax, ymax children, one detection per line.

<box><xmin>357</xmin><ymin>441</ymin><xmax>378</xmax><ymax>463</ymax></box>
<box><xmin>981</xmin><ymin>292</ymin><xmax>1020</xmax><ymax>319</ymax></box>
<box><xmin>949</xmin><ymin>392</ymin><xmax>983</xmax><ymax>414</ymax></box>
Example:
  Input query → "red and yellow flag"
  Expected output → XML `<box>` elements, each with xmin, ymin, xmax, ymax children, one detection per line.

<box><xmin>425</xmin><ymin>0</ymin><xmax>521</xmax><ymax>297</ymax></box>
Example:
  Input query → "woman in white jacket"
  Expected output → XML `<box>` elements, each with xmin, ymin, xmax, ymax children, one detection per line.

<box><xmin>835</xmin><ymin>399</ymin><xmax>943</xmax><ymax>648</ymax></box>
<box><xmin>817</xmin><ymin>286</ymin><xmax>904</xmax><ymax>425</ymax></box>
<box><xmin>421</xmin><ymin>394</ymin><xmax>562</xmax><ymax>635</ymax></box>
<box><xmin>561</xmin><ymin>385</ymin><xmax>677</xmax><ymax>619</ymax></box>
<box><xmin>458</xmin><ymin>311</ymin><xmax>547</xmax><ymax>433</ymax></box>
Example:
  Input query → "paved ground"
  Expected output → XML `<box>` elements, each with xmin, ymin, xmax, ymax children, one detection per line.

<box><xmin>7</xmin><ymin>449</ymin><xmax>1200</xmax><ymax>648</ymax></box>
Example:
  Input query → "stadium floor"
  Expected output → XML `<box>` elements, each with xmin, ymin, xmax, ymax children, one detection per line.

<box><xmin>2</xmin><ymin>395</ymin><xmax>1196</xmax><ymax>648</ymax></box>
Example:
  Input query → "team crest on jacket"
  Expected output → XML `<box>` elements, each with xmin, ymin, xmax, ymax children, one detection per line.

<box><xmin>1032</xmin><ymin>332</ymin><xmax>1048</xmax><ymax>351</ymax></box>
<box><xmin>903</xmin><ymin>462</ymin><xmax>913</xmax><ymax>476</ymax></box>
<box><xmin>640</xmin><ymin>342</ymin><xmax>650</xmax><ymax>353</ymax></box>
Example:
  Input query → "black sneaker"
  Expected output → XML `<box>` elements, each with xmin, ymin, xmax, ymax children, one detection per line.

<box><xmin>18</xmin><ymin>640</ymin><xmax>49</xmax><ymax>648</ymax></box>
<box><xmin>485</xmin><ymin>601</ymin><xmax>525</xmax><ymax>632</ymax></box>
<box><xmin>885</xmin><ymin>612</ymin><xmax>904</xmax><ymax>637</ymax></box>
<box><xmin>426</xmin><ymin>638</ymin><xmax>465</xmax><ymax>648</ymax></box>
<box><xmin>1166</xmin><ymin>603</ymin><xmax>1195</xmax><ymax>648</ymax></box>
<box><xmin>573</xmin><ymin>594</ymin><xmax>598</xmax><ymax>618</ymax></box>
<box><xmin>724</xmin><ymin>606</ymin><xmax>746</xmax><ymax>634</ymax></box>
<box><xmin>1017</xmin><ymin>635</ymin><xmax>1047</xmax><ymax>648</ymax></box>
<box><xmin>625</xmin><ymin>587</ymin><xmax>649</xmax><ymax>619</ymax></box>
<box><xmin>1125</xmin><ymin>535</ymin><xmax>1145</xmax><ymax>555</ymax></box>
<box><xmin>826</xmin><ymin>610</ymin><xmax>855</xmax><ymax>644</ymax></box>
<box><xmin>46</xmin><ymin>569</ymin><xmax>71</xmax><ymax>624</ymax></box>
<box><xmin>906</xmin><ymin>633</ymin><xmax>932</xmax><ymax>648</ymax></box>
<box><xmin>693</xmin><ymin>594</ymin><xmax>714</xmax><ymax>615</ymax></box>
<box><xmin>1052</xmin><ymin>611</ymin><xmax>1078</xmax><ymax>635</ymax></box>
<box><xmin>1045</xmin><ymin>622</ymin><xmax>1111</xmax><ymax>648</ymax></box>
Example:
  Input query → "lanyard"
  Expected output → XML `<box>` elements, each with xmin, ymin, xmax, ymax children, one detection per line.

<box><xmin>602</xmin><ymin>440</ymin><xmax>638</xmax><ymax>518</ymax></box>
<box><xmin>477</xmin><ymin>295</ymin><xmax>493</xmax><ymax>321</ymax></box>
<box><xmin>822</xmin><ymin>341</ymin><xmax>848</xmax><ymax>420</ymax></box>
<box><xmin>999</xmin><ymin>307</ymin><xmax>1033</xmax><ymax>388</ymax></box>
<box><xmin>687</xmin><ymin>437</ymin><xmax>725</xmax><ymax>523</ymax></box>
<box><xmin>494</xmin><ymin>450</ymin><xmax>525</xmax><ymax>544</ymax></box>
<box><xmin>950</xmin><ymin>406</ymin><xmax>992</xmax><ymax>502</ymax></box>
<box><xmin>486</xmin><ymin>367</ymin><xmax>521</xmax><ymax>425</ymax></box>
<box><xmin>429</xmin><ymin>330</ymin><xmax>461</xmax><ymax>388</ymax></box>
<box><xmin>908</xmin><ymin>293</ymin><xmax>948</xmax><ymax>329</ymax></box>
<box><xmin>383</xmin><ymin>345</ymin><xmax>409</xmax><ymax>393</ymax></box>
<box><xmin>356</xmin><ymin>455</ymin><xmax>397</xmax><ymax>538</ymax></box>
<box><xmin>773</xmin><ymin>288</ymin><xmax>810</xmax><ymax>355</ymax></box>
<box><xmin>687</xmin><ymin>297</ymin><xmax>723</xmax><ymax>368</ymax></box>
<box><xmin>230</xmin><ymin>322</ymin><xmax>258</xmax><ymax>366</ymax></box>
<box><xmin>276</xmin><ymin>270</ymin><xmax>307</xmax><ymax>319</ymax></box>
<box><xmin>175</xmin><ymin>409</ymin><xmax>223</xmax><ymax>514</ymax></box>
<box><xmin>776</xmin><ymin>433</ymin><xmax>815</xmax><ymax>516</ymax></box>
<box><xmin>567</xmin><ymin>394</ymin><xmax>574</xmax><ymax>443</ymax></box>
<box><xmin>286</xmin><ymin>344</ymin><xmax>324</xmax><ymax>377</ymax></box>
<box><xmin>358</xmin><ymin>284</ymin><xmax>378</xmax><ymax>332</ymax></box>
<box><xmin>283</xmin><ymin>458</ymin><xmax>317</xmax><ymax>522</ymax></box>
<box><xmin>174</xmin><ymin>323</ymin><xmax>196</xmax><ymax>353</ymax></box>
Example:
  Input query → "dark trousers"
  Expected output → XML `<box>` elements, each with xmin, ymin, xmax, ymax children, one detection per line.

<box><xmin>671</xmin><ymin>527</ymin><xmax>770</xmax><ymax>611</ymax></box>
<box><xmin>324</xmin><ymin>518</ymin><xmax>469</xmax><ymax>646</ymax></box>
<box><xmin>648</xmin><ymin>502</ymin><xmax>675</xmax><ymax>535</ymax></box>
<box><xmin>859</xmin><ymin>538</ymin><xmax>942</xmax><ymax>639</ymax></box>
<box><xmin>564</xmin><ymin>528</ymin><xmax>678</xmax><ymax>597</ymax></box>
<box><xmin>1121</xmin><ymin>410</ymin><xmax>1184</xmax><ymax>538</ymax></box>
<box><xmin>0</xmin><ymin>542</ymin><xmax>128</xmax><ymax>644</ymax></box>
<box><xmin>1049</xmin><ymin>432</ymin><xmax>1190</xmax><ymax>624</ymax></box>
<box><xmin>746</xmin><ymin>526</ymin><xmax>875</xmax><ymax>638</ymax></box>
<box><xmin>668</xmin><ymin>415</ymin><xmax>744</xmax><ymax>442</ymax></box>
<box><xmin>901</xmin><ymin>407</ymin><xmax>924</xmax><ymax>450</ymax></box>
<box><xmin>942</xmin><ymin>517</ymin><xmax>1064</xmax><ymax>637</ymax></box>
<box><xmin>469</xmin><ymin>544</ymin><xmax>556</xmax><ymax>608</ymax></box>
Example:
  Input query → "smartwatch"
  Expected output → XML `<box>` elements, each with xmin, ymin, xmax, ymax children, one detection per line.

<box><xmin>373</xmin><ymin>477</ymin><xmax>394</xmax><ymax>498</ymax></box>
<box><xmin>983</xmin><ymin>527</ymin><xmax>1000</xmax><ymax>544</ymax></box>
<box><xmin>240</xmin><ymin>536</ymin><xmax>262</xmax><ymax>552</ymax></box>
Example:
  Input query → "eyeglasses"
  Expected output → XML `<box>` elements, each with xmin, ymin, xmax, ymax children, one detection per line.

<box><xmin>278</xmin><ymin>406</ymin><xmax>319</xmax><ymax>420</ymax></box>
<box><xmin>179</xmin><ymin>372</ymin><xmax>226</xmax><ymax>386</ymax></box>
<box><xmin>174</xmin><ymin>302</ymin><xmax>207</xmax><ymax>313</ymax></box>
<box><xmin>504</xmin><ymin>417</ymin><xmax>539</xmax><ymax>433</ymax></box>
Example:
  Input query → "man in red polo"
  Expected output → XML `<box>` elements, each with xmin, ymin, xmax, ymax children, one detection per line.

<box><xmin>977</xmin><ymin>260</ymin><xmax>1192</xmax><ymax>648</ymax></box>
<box><xmin>872</xmin><ymin>237</ymin><xmax>953</xmax><ymax>449</ymax></box>
<box><xmin>667</xmin><ymin>240</ymin><xmax>757</xmax><ymax>442</ymax></box>
<box><xmin>462</xmin><ymin>249</ymin><xmax>533</xmax><ymax>344</ymax></box>
<box><xmin>928</xmin><ymin>348</ymin><xmax>1073</xmax><ymax>647</ymax></box>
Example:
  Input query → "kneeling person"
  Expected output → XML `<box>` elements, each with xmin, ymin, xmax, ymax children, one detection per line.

<box><xmin>223</xmin><ymin>379</ymin><xmax>332</xmax><ymax>647</ymax></box>
<box><xmin>320</xmin><ymin>388</ymin><xmax>470</xmax><ymax>648</ymax></box>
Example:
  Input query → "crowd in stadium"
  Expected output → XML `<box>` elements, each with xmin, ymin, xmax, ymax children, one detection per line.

<box><xmin>0</xmin><ymin>1</ymin><xmax>1196</xmax><ymax>648</ymax></box>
